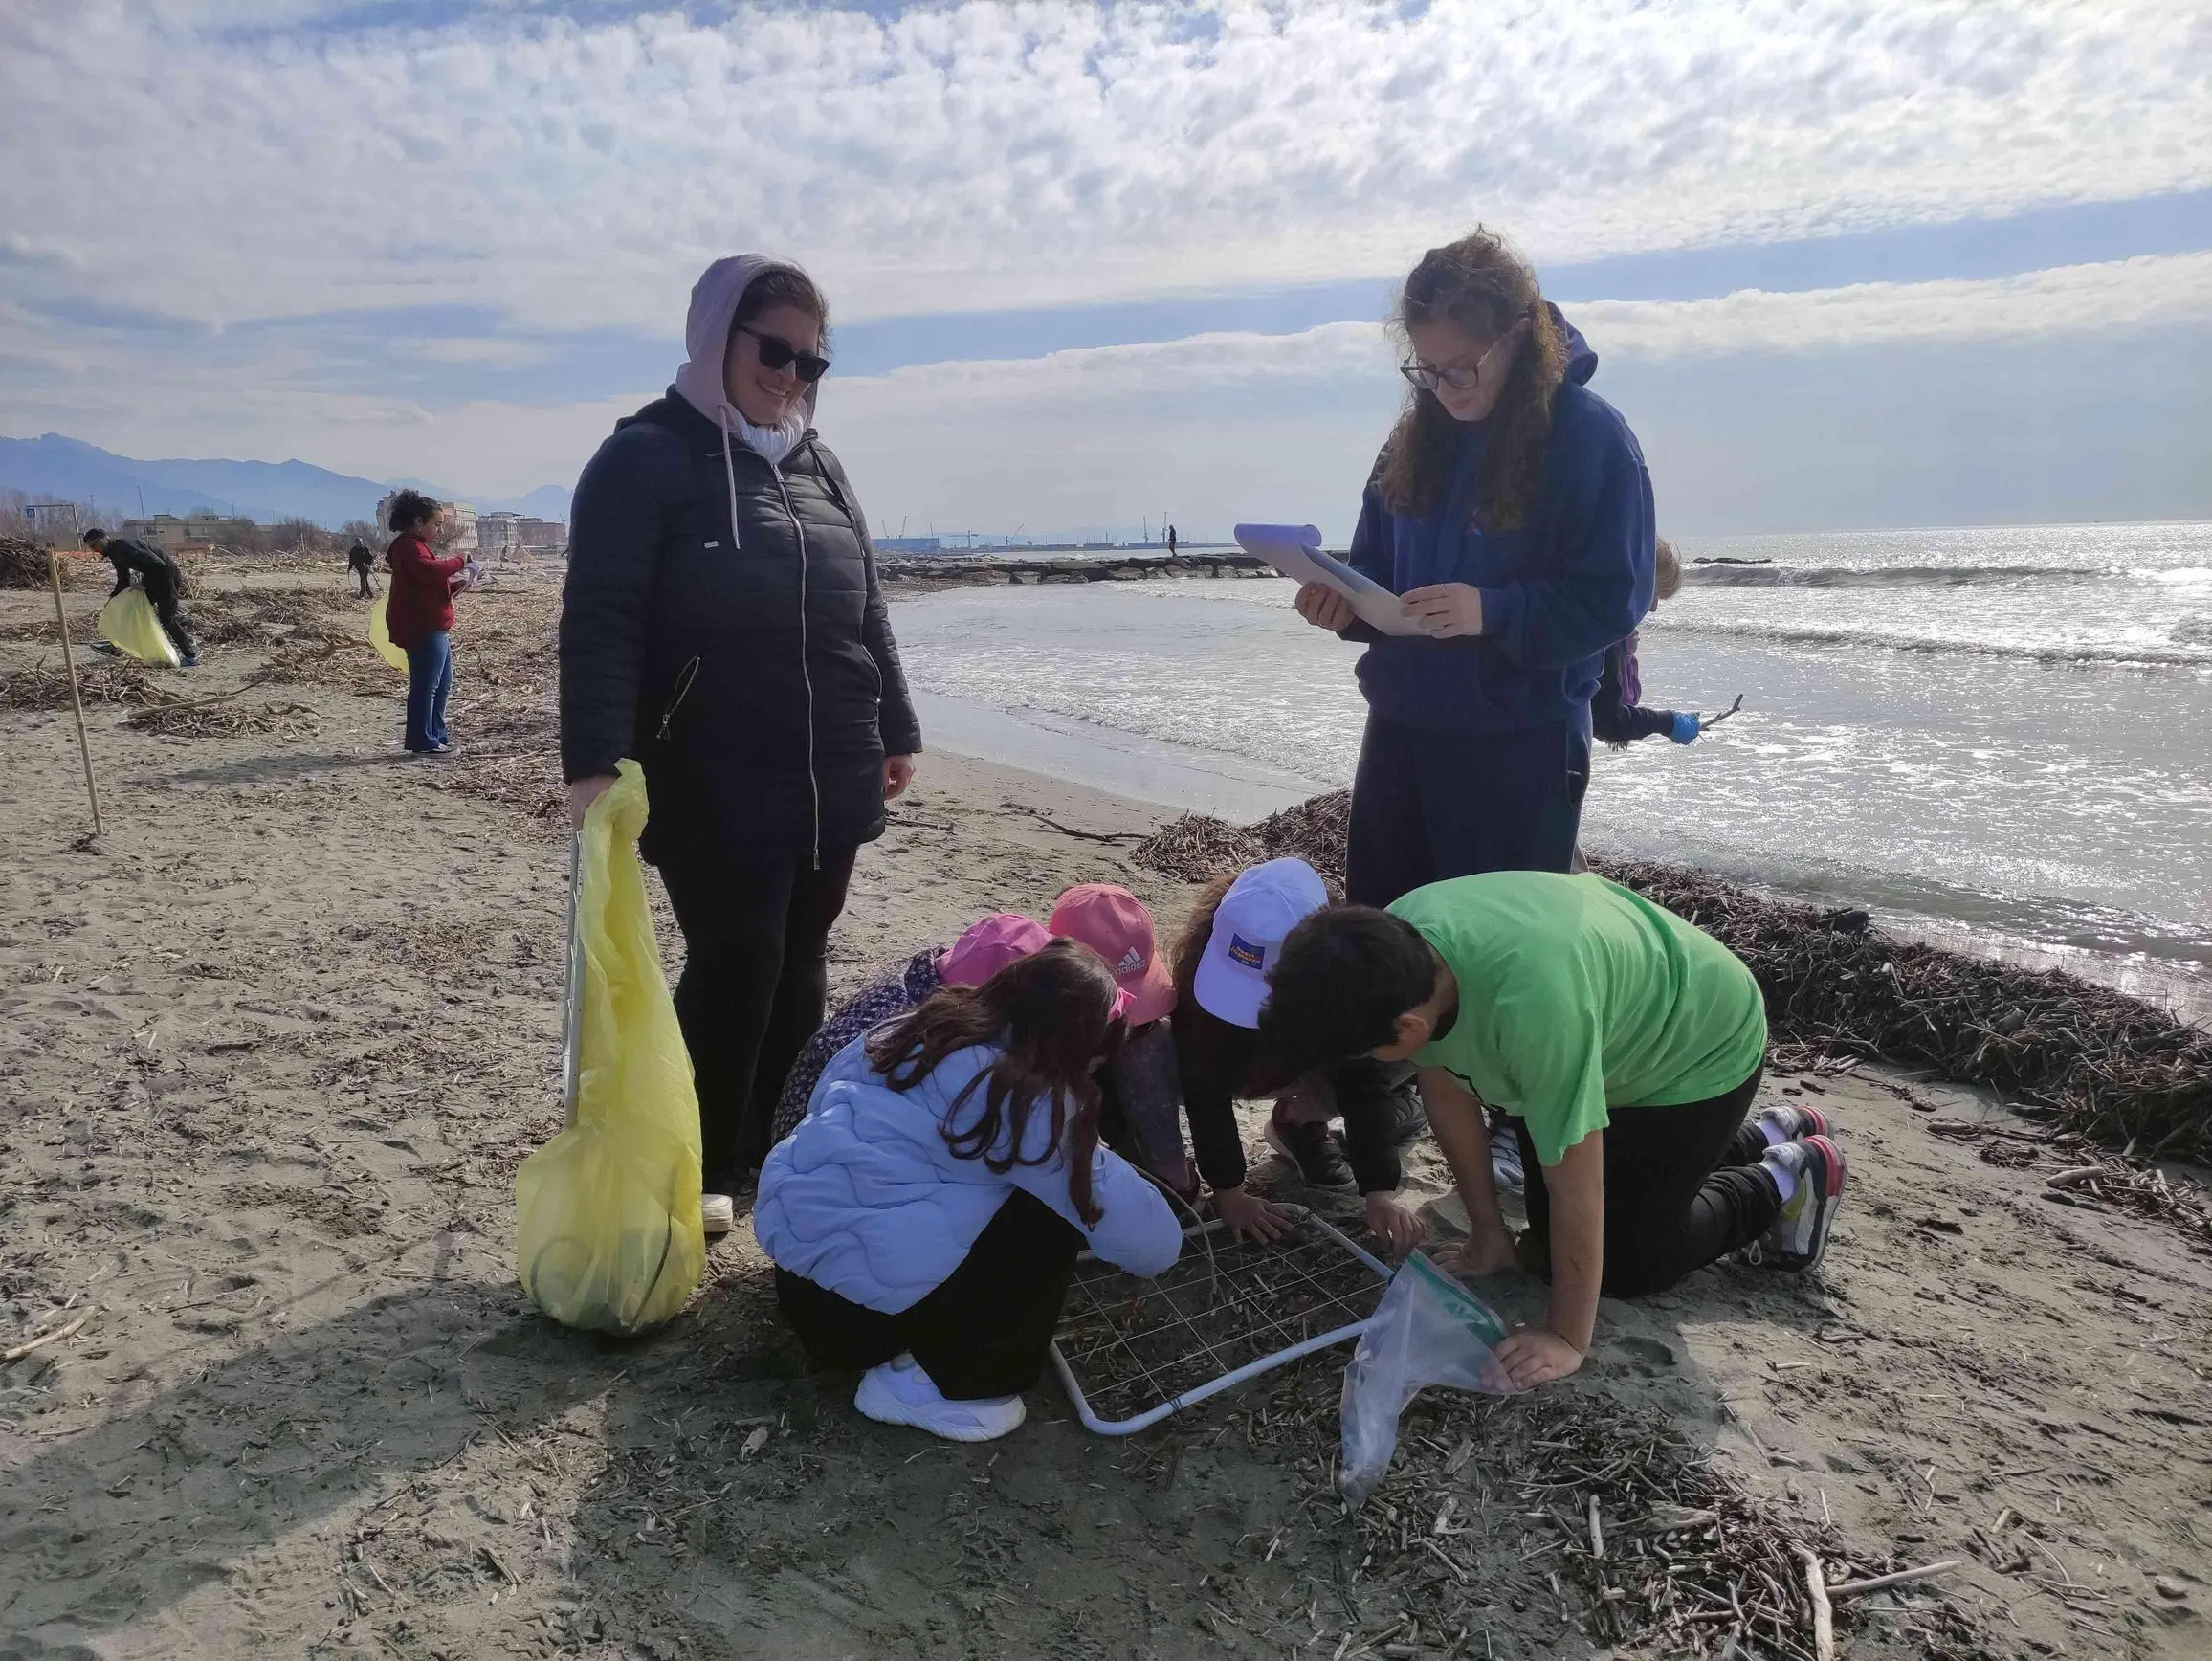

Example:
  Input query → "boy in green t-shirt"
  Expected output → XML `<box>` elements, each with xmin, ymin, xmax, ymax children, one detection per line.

<box><xmin>1258</xmin><ymin>872</ymin><xmax>1847</xmax><ymax>1390</ymax></box>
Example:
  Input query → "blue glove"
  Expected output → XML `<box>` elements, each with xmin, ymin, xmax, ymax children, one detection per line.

<box><xmin>1670</xmin><ymin>711</ymin><xmax>1700</xmax><ymax>744</ymax></box>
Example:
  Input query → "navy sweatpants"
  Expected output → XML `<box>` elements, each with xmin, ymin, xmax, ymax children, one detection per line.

<box><xmin>1344</xmin><ymin>710</ymin><xmax>1592</xmax><ymax>907</ymax></box>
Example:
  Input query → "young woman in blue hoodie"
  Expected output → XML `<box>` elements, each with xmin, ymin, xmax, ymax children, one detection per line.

<box><xmin>1296</xmin><ymin>227</ymin><xmax>1656</xmax><ymax>905</ymax></box>
<box><xmin>755</xmin><ymin>939</ymin><xmax>1181</xmax><ymax>1443</ymax></box>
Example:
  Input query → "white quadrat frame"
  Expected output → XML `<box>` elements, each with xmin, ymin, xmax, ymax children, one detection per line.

<box><xmin>1050</xmin><ymin>1206</ymin><xmax>1395</xmax><ymax>1436</ymax></box>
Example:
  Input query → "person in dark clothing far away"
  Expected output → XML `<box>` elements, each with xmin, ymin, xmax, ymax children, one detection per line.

<box><xmin>383</xmin><ymin>490</ymin><xmax>467</xmax><ymax>756</ymax></box>
<box><xmin>1591</xmin><ymin>539</ymin><xmax>1701</xmax><ymax>746</ymax></box>
<box><xmin>346</xmin><ymin>541</ymin><xmax>375</xmax><ymax>599</ymax></box>
<box><xmin>1258</xmin><ymin>873</ymin><xmax>1847</xmax><ymax>1391</ymax></box>
<box><xmin>1166</xmin><ymin>523</ymin><xmax>1177</xmax><ymax>558</ymax></box>
<box><xmin>560</xmin><ymin>254</ymin><xmax>921</xmax><ymax>1235</ymax></box>
<box><xmin>1294</xmin><ymin>226</ymin><xmax>1655</xmax><ymax>908</ymax></box>
<box><xmin>83</xmin><ymin>528</ymin><xmax>197</xmax><ymax>666</ymax></box>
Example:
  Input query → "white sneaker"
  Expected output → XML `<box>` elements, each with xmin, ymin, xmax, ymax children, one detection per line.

<box><xmin>699</xmin><ymin>1193</ymin><xmax>735</xmax><ymax>1237</ymax></box>
<box><xmin>854</xmin><ymin>1353</ymin><xmax>1026</xmax><ymax>1442</ymax></box>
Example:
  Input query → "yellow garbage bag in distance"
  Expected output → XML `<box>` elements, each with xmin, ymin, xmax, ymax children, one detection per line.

<box><xmin>516</xmin><ymin>761</ymin><xmax>706</xmax><ymax>1334</ymax></box>
<box><xmin>97</xmin><ymin>587</ymin><xmax>181</xmax><ymax>668</ymax></box>
<box><xmin>367</xmin><ymin>592</ymin><xmax>409</xmax><ymax>673</ymax></box>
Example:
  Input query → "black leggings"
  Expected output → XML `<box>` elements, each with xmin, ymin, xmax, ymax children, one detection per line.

<box><xmin>775</xmin><ymin>1188</ymin><xmax>1085</xmax><ymax>1400</ymax></box>
<box><xmin>1345</xmin><ymin>711</ymin><xmax>1590</xmax><ymax>906</ymax></box>
<box><xmin>1516</xmin><ymin>1068</ymin><xmax>1780</xmax><ymax>1297</ymax></box>
<box><xmin>654</xmin><ymin>833</ymin><xmax>857</xmax><ymax>1184</ymax></box>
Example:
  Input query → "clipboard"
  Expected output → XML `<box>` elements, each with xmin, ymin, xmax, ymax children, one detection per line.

<box><xmin>1233</xmin><ymin>522</ymin><xmax>1425</xmax><ymax>637</ymax></box>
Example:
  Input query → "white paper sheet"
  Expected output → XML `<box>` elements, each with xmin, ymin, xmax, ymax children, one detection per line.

<box><xmin>1233</xmin><ymin>522</ymin><xmax>1425</xmax><ymax>637</ymax></box>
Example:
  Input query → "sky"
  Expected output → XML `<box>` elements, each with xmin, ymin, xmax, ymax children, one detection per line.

<box><xmin>1</xmin><ymin>0</ymin><xmax>2208</xmax><ymax>540</ymax></box>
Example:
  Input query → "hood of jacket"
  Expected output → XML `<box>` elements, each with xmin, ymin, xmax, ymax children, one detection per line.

<box><xmin>1549</xmin><ymin>302</ymin><xmax>1597</xmax><ymax>387</ymax></box>
<box><xmin>672</xmin><ymin>254</ymin><xmax>822</xmax><ymax>432</ymax></box>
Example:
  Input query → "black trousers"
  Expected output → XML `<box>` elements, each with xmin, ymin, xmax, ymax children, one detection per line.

<box><xmin>141</xmin><ymin>568</ymin><xmax>196</xmax><ymax>658</ymax></box>
<box><xmin>1515</xmin><ymin>1068</ymin><xmax>1779</xmax><ymax>1297</ymax></box>
<box><xmin>775</xmin><ymin>1188</ymin><xmax>1085</xmax><ymax>1399</ymax></box>
<box><xmin>1345</xmin><ymin>711</ymin><xmax>1590</xmax><ymax>906</ymax></box>
<box><xmin>653</xmin><ymin>827</ymin><xmax>858</xmax><ymax>1184</ymax></box>
<box><xmin>353</xmin><ymin>565</ymin><xmax>373</xmax><ymax>598</ymax></box>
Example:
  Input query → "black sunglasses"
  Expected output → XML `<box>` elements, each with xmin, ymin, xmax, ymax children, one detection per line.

<box><xmin>736</xmin><ymin>323</ymin><xmax>830</xmax><ymax>383</ymax></box>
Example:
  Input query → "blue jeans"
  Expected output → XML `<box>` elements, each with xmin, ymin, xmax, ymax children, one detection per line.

<box><xmin>405</xmin><ymin>631</ymin><xmax>453</xmax><ymax>751</ymax></box>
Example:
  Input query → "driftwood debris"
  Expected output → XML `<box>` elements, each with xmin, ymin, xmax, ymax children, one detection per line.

<box><xmin>1135</xmin><ymin>789</ymin><xmax>2212</xmax><ymax>1166</ymax></box>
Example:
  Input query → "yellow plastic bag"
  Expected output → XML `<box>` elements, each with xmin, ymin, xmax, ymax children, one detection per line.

<box><xmin>367</xmin><ymin>592</ymin><xmax>409</xmax><ymax>673</ymax></box>
<box><xmin>516</xmin><ymin>761</ymin><xmax>705</xmax><ymax>1334</ymax></box>
<box><xmin>97</xmin><ymin>587</ymin><xmax>181</xmax><ymax>668</ymax></box>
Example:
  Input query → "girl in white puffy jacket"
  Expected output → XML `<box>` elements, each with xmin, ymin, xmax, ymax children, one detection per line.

<box><xmin>756</xmin><ymin>939</ymin><xmax>1182</xmax><ymax>1442</ymax></box>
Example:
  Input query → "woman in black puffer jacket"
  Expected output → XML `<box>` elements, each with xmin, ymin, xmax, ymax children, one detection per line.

<box><xmin>560</xmin><ymin>255</ymin><xmax>921</xmax><ymax>1230</ymax></box>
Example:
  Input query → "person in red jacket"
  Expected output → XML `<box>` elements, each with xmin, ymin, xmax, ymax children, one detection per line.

<box><xmin>384</xmin><ymin>490</ymin><xmax>468</xmax><ymax>754</ymax></box>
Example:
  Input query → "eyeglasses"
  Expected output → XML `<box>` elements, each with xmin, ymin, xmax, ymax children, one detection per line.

<box><xmin>737</xmin><ymin>324</ymin><xmax>830</xmax><ymax>384</ymax></box>
<box><xmin>1400</xmin><ymin>327</ymin><xmax>1519</xmax><ymax>395</ymax></box>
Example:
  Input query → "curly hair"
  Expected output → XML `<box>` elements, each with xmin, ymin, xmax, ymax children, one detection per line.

<box><xmin>1377</xmin><ymin>227</ymin><xmax>1566</xmax><ymax>534</ymax></box>
<box><xmin>384</xmin><ymin>489</ymin><xmax>442</xmax><ymax>536</ymax></box>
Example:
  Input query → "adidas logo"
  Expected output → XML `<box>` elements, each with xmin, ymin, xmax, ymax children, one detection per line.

<box><xmin>1115</xmin><ymin>948</ymin><xmax>1146</xmax><ymax>978</ymax></box>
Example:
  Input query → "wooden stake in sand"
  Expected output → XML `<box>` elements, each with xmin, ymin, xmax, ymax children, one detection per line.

<box><xmin>46</xmin><ymin>552</ymin><xmax>103</xmax><ymax>838</ymax></box>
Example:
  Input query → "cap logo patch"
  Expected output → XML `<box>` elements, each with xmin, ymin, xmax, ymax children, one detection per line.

<box><xmin>1226</xmin><ymin>933</ymin><xmax>1266</xmax><ymax>970</ymax></box>
<box><xmin>1115</xmin><ymin>948</ymin><xmax>1146</xmax><ymax>978</ymax></box>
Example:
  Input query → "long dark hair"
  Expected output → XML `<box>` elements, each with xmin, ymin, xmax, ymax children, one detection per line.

<box><xmin>1377</xmin><ymin>226</ymin><xmax>1566</xmax><ymax>534</ymax></box>
<box><xmin>867</xmin><ymin>939</ymin><xmax>1124</xmax><ymax>1224</ymax></box>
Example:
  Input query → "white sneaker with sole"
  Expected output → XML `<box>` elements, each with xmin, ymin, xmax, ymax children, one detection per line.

<box><xmin>1738</xmin><ymin>1135</ymin><xmax>1847</xmax><ymax>1272</ymax></box>
<box><xmin>699</xmin><ymin>1193</ymin><xmax>735</xmax><ymax>1237</ymax></box>
<box><xmin>855</xmin><ymin>1353</ymin><xmax>1025</xmax><ymax>1442</ymax></box>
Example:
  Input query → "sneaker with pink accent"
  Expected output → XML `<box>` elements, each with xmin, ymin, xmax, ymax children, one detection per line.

<box><xmin>854</xmin><ymin>1354</ymin><xmax>1026</xmax><ymax>1443</ymax></box>
<box><xmin>1759</xmin><ymin>1101</ymin><xmax>1832</xmax><ymax>1142</ymax></box>
<box><xmin>1740</xmin><ymin>1135</ymin><xmax>1847</xmax><ymax>1273</ymax></box>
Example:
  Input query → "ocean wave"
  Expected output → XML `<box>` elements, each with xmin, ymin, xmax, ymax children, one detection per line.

<box><xmin>1663</xmin><ymin>620</ymin><xmax>2212</xmax><ymax>669</ymax></box>
<box><xmin>1686</xmin><ymin>561</ymin><xmax>2134</xmax><ymax>588</ymax></box>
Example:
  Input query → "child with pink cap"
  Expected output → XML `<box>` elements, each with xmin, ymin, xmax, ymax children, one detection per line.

<box><xmin>768</xmin><ymin>913</ymin><xmax>1049</xmax><ymax>1148</ymax></box>
<box><xmin>1047</xmin><ymin>883</ymin><xmax>1193</xmax><ymax>1195</ymax></box>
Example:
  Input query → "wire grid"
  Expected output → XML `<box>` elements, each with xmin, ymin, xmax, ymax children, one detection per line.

<box><xmin>1051</xmin><ymin>1208</ymin><xmax>1390</xmax><ymax>1432</ymax></box>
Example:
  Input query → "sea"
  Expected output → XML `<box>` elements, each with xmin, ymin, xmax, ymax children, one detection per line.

<box><xmin>888</xmin><ymin>521</ymin><xmax>2212</xmax><ymax>1026</ymax></box>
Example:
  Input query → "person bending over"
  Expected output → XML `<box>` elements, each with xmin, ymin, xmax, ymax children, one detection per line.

<box><xmin>767</xmin><ymin>912</ymin><xmax>1050</xmax><ymax>1148</ymax></box>
<box><xmin>1047</xmin><ymin>883</ymin><xmax>1196</xmax><ymax>1196</ymax></box>
<box><xmin>346</xmin><ymin>541</ymin><xmax>376</xmax><ymax>599</ymax></box>
<box><xmin>756</xmin><ymin>940</ymin><xmax>1180</xmax><ymax>1443</ymax></box>
<box><xmin>1171</xmin><ymin>859</ymin><xmax>1427</xmax><ymax>1253</ymax></box>
<box><xmin>83</xmin><ymin>528</ymin><xmax>197</xmax><ymax>667</ymax></box>
<box><xmin>1257</xmin><ymin>872</ymin><xmax>1846</xmax><ymax>1389</ymax></box>
<box><xmin>1592</xmin><ymin>540</ymin><xmax>1701</xmax><ymax>747</ymax></box>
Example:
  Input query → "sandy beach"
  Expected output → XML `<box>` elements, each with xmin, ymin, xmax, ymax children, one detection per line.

<box><xmin>4</xmin><ymin>560</ymin><xmax>2209</xmax><ymax>1660</ymax></box>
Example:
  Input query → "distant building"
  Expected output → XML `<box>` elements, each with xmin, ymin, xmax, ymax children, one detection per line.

<box><xmin>476</xmin><ymin>511</ymin><xmax>520</xmax><ymax>553</ymax></box>
<box><xmin>120</xmin><ymin>513</ymin><xmax>226</xmax><ymax>553</ymax></box>
<box><xmin>476</xmin><ymin>511</ymin><xmax>566</xmax><ymax>554</ymax></box>
<box><xmin>377</xmin><ymin>492</ymin><xmax>476</xmax><ymax>551</ymax></box>
<box><xmin>877</xmin><ymin>536</ymin><xmax>942</xmax><ymax>555</ymax></box>
<box><xmin>516</xmin><ymin>517</ymin><xmax>565</xmax><ymax>551</ymax></box>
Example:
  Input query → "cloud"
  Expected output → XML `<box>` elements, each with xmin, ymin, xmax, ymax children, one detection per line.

<box><xmin>3</xmin><ymin>0</ymin><xmax>2207</xmax><ymax>341</ymax></box>
<box><xmin>1580</xmin><ymin>251</ymin><xmax>2212</xmax><ymax>358</ymax></box>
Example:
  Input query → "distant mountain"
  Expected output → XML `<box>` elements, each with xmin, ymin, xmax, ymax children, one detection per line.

<box><xmin>0</xmin><ymin>433</ymin><xmax>568</xmax><ymax>528</ymax></box>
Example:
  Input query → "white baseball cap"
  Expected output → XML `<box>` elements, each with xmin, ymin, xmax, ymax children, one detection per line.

<box><xmin>1191</xmin><ymin>857</ymin><xmax>1329</xmax><ymax>1029</ymax></box>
